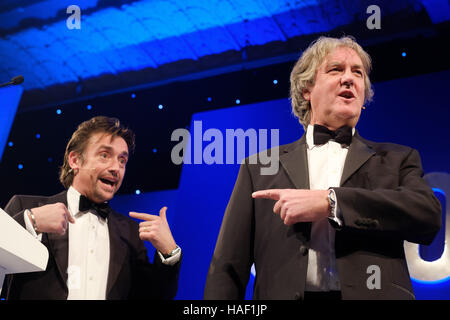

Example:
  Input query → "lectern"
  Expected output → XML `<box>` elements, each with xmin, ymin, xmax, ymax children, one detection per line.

<box><xmin>0</xmin><ymin>208</ymin><xmax>49</xmax><ymax>297</ymax></box>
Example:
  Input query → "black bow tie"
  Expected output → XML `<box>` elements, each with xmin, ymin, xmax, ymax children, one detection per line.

<box><xmin>79</xmin><ymin>195</ymin><xmax>111</xmax><ymax>219</ymax></box>
<box><xmin>313</xmin><ymin>124</ymin><xmax>353</xmax><ymax>146</ymax></box>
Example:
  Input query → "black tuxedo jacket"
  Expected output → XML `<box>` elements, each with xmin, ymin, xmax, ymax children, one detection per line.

<box><xmin>1</xmin><ymin>191</ymin><xmax>180</xmax><ymax>300</ymax></box>
<box><xmin>204</xmin><ymin>132</ymin><xmax>442</xmax><ymax>300</ymax></box>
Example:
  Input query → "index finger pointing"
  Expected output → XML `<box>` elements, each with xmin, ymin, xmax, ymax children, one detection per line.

<box><xmin>252</xmin><ymin>189</ymin><xmax>282</xmax><ymax>200</ymax></box>
<box><xmin>60</xmin><ymin>203</ymin><xmax>75</xmax><ymax>224</ymax></box>
<box><xmin>129</xmin><ymin>211</ymin><xmax>159</xmax><ymax>221</ymax></box>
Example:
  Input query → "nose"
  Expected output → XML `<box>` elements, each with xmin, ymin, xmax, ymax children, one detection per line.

<box><xmin>340</xmin><ymin>69</ymin><xmax>354</xmax><ymax>87</ymax></box>
<box><xmin>108</xmin><ymin>158</ymin><xmax>121</xmax><ymax>176</ymax></box>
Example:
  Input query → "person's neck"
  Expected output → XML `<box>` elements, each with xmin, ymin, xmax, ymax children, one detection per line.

<box><xmin>71</xmin><ymin>182</ymin><xmax>89</xmax><ymax>199</ymax></box>
<box><xmin>310</xmin><ymin>120</ymin><xmax>354</xmax><ymax>131</ymax></box>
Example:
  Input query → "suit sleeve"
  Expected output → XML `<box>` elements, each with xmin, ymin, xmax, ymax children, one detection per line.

<box><xmin>4</xmin><ymin>195</ymin><xmax>27</xmax><ymax>228</ymax></box>
<box><xmin>334</xmin><ymin>148</ymin><xmax>442</xmax><ymax>245</ymax></box>
<box><xmin>204</xmin><ymin>161</ymin><xmax>255</xmax><ymax>300</ymax></box>
<box><xmin>129</xmin><ymin>223</ymin><xmax>181</xmax><ymax>300</ymax></box>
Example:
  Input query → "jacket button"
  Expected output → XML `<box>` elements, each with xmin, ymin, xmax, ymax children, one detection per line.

<box><xmin>299</xmin><ymin>245</ymin><xmax>308</xmax><ymax>256</ymax></box>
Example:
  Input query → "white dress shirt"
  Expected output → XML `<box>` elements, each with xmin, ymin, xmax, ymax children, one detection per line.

<box><xmin>66</xmin><ymin>186</ymin><xmax>110</xmax><ymax>300</ymax></box>
<box><xmin>304</xmin><ymin>124</ymin><xmax>353</xmax><ymax>292</ymax></box>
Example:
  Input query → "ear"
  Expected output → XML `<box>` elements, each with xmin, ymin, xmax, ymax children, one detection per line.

<box><xmin>302</xmin><ymin>89</ymin><xmax>311</xmax><ymax>101</ymax></box>
<box><xmin>68</xmin><ymin>151</ymin><xmax>81</xmax><ymax>171</ymax></box>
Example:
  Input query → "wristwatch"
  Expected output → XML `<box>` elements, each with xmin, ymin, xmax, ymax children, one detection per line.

<box><xmin>162</xmin><ymin>245</ymin><xmax>181</xmax><ymax>259</ymax></box>
<box><xmin>327</xmin><ymin>188</ymin><xmax>343</xmax><ymax>229</ymax></box>
<box><xmin>327</xmin><ymin>189</ymin><xmax>336</xmax><ymax>218</ymax></box>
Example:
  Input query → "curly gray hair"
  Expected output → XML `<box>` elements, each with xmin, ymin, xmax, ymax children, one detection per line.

<box><xmin>290</xmin><ymin>36</ymin><xmax>374</xmax><ymax>129</ymax></box>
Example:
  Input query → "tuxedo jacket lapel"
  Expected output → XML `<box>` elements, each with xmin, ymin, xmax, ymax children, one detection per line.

<box><xmin>106</xmin><ymin>212</ymin><xmax>127</xmax><ymax>297</ymax></box>
<box><xmin>279</xmin><ymin>135</ymin><xmax>313</xmax><ymax>240</ymax></box>
<box><xmin>340</xmin><ymin>131</ymin><xmax>375</xmax><ymax>186</ymax></box>
<box><xmin>279</xmin><ymin>135</ymin><xmax>310</xmax><ymax>190</ymax></box>
<box><xmin>280</xmin><ymin>132</ymin><xmax>375</xmax><ymax>189</ymax></box>
<box><xmin>44</xmin><ymin>191</ymin><xmax>69</xmax><ymax>288</ymax></box>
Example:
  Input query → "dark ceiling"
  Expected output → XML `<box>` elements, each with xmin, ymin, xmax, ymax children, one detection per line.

<box><xmin>0</xmin><ymin>0</ymin><xmax>448</xmax><ymax>111</ymax></box>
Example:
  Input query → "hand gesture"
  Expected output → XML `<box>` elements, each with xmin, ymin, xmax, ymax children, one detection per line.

<box><xmin>129</xmin><ymin>207</ymin><xmax>177</xmax><ymax>255</ymax></box>
<box><xmin>252</xmin><ymin>189</ymin><xmax>330</xmax><ymax>225</ymax></box>
<box><xmin>29</xmin><ymin>202</ymin><xmax>75</xmax><ymax>235</ymax></box>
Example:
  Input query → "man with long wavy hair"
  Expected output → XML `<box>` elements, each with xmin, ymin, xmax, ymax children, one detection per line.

<box><xmin>205</xmin><ymin>36</ymin><xmax>441</xmax><ymax>300</ymax></box>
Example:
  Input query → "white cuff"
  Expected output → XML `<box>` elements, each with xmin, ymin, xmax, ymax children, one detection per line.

<box><xmin>329</xmin><ymin>189</ymin><xmax>343</xmax><ymax>227</ymax></box>
<box><xmin>24</xmin><ymin>210</ymin><xmax>42</xmax><ymax>241</ymax></box>
<box><xmin>157</xmin><ymin>248</ymin><xmax>181</xmax><ymax>266</ymax></box>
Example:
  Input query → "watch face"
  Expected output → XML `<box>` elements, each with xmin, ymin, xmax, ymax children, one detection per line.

<box><xmin>329</xmin><ymin>190</ymin><xmax>336</xmax><ymax>202</ymax></box>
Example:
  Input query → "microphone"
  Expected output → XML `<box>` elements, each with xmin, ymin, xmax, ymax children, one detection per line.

<box><xmin>68</xmin><ymin>167</ymin><xmax>97</xmax><ymax>173</ymax></box>
<box><xmin>0</xmin><ymin>75</ymin><xmax>24</xmax><ymax>88</ymax></box>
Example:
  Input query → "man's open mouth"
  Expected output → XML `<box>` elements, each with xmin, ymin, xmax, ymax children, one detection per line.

<box><xmin>99</xmin><ymin>178</ymin><xmax>116</xmax><ymax>188</ymax></box>
<box><xmin>338</xmin><ymin>90</ymin><xmax>355</xmax><ymax>100</ymax></box>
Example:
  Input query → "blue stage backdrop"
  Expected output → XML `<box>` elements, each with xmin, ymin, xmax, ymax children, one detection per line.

<box><xmin>0</xmin><ymin>85</ymin><xmax>23</xmax><ymax>162</ymax></box>
<box><xmin>110</xmin><ymin>69</ymin><xmax>450</xmax><ymax>299</ymax></box>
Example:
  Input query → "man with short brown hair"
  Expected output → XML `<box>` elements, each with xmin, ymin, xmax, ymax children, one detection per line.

<box><xmin>2</xmin><ymin>116</ymin><xmax>181</xmax><ymax>300</ymax></box>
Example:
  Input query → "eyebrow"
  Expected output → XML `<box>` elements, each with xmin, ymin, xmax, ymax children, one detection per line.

<box><xmin>326</xmin><ymin>61</ymin><xmax>364</xmax><ymax>70</ymax></box>
<box><xmin>97</xmin><ymin>145</ymin><xmax>129</xmax><ymax>158</ymax></box>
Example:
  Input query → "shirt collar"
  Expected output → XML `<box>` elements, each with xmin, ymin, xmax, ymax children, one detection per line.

<box><xmin>67</xmin><ymin>186</ymin><xmax>81</xmax><ymax>217</ymax></box>
<box><xmin>306</xmin><ymin>124</ymin><xmax>315</xmax><ymax>150</ymax></box>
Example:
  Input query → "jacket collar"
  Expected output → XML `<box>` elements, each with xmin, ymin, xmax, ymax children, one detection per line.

<box><xmin>279</xmin><ymin>130</ymin><xmax>375</xmax><ymax>189</ymax></box>
<box><xmin>42</xmin><ymin>191</ymin><xmax>69</xmax><ymax>290</ymax></box>
<box><xmin>340</xmin><ymin>131</ymin><xmax>375</xmax><ymax>186</ymax></box>
<box><xmin>279</xmin><ymin>135</ymin><xmax>310</xmax><ymax>190</ymax></box>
